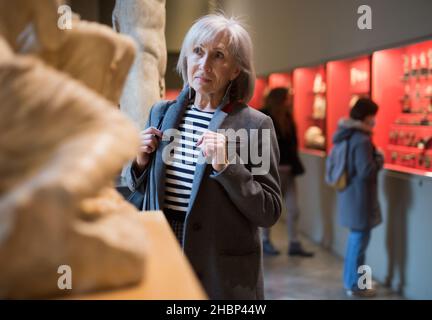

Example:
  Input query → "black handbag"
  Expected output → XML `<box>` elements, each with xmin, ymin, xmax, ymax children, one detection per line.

<box><xmin>126</xmin><ymin>102</ymin><xmax>170</xmax><ymax>210</ymax></box>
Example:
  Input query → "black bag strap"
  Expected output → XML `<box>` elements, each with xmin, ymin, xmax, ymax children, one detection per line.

<box><xmin>155</xmin><ymin>100</ymin><xmax>173</xmax><ymax>129</ymax></box>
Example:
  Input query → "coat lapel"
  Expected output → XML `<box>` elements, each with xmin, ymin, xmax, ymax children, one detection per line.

<box><xmin>186</xmin><ymin>104</ymin><xmax>230</xmax><ymax>215</ymax></box>
<box><xmin>153</xmin><ymin>84</ymin><xmax>238</xmax><ymax>214</ymax></box>
<box><xmin>154</xmin><ymin>88</ymin><xmax>189</xmax><ymax>208</ymax></box>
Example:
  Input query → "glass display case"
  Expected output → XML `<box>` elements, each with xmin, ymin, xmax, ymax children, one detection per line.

<box><xmin>293</xmin><ymin>65</ymin><xmax>327</xmax><ymax>155</ymax></box>
<box><xmin>373</xmin><ymin>40</ymin><xmax>432</xmax><ymax>176</ymax></box>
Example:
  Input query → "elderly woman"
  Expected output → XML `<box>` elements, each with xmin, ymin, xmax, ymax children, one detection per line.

<box><xmin>125</xmin><ymin>14</ymin><xmax>282</xmax><ymax>299</ymax></box>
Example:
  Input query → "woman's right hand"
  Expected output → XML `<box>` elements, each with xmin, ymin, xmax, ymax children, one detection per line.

<box><xmin>136</xmin><ymin>127</ymin><xmax>163</xmax><ymax>169</ymax></box>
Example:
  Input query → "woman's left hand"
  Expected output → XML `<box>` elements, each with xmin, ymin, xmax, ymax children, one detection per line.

<box><xmin>196</xmin><ymin>130</ymin><xmax>228</xmax><ymax>172</ymax></box>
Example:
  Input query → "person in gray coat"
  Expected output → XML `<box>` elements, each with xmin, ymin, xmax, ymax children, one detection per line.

<box><xmin>333</xmin><ymin>98</ymin><xmax>383</xmax><ymax>297</ymax></box>
<box><xmin>124</xmin><ymin>14</ymin><xmax>282</xmax><ymax>299</ymax></box>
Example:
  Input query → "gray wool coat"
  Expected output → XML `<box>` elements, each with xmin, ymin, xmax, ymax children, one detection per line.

<box><xmin>333</xmin><ymin>118</ymin><xmax>383</xmax><ymax>231</ymax></box>
<box><xmin>125</xmin><ymin>87</ymin><xmax>282</xmax><ymax>299</ymax></box>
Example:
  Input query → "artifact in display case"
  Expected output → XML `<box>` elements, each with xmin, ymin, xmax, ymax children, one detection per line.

<box><xmin>390</xmin><ymin>49</ymin><xmax>432</xmax><ymax>171</ymax></box>
<box><xmin>312</xmin><ymin>73</ymin><xmax>327</xmax><ymax>120</ymax></box>
<box><xmin>293</xmin><ymin>66</ymin><xmax>327</xmax><ymax>153</ymax></box>
<box><xmin>0</xmin><ymin>0</ymin><xmax>155</xmax><ymax>298</ymax></box>
<box><xmin>373</xmin><ymin>39</ymin><xmax>432</xmax><ymax>174</ymax></box>
<box><xmin>305</xmin><ymin>78</ymin><xmax>327</xmax><ymax>149</ymax></box>
<box><xmin>349</xmin><ymin>63</ymin><xmax>370</xmax><ymax>104</ymax></box>
<box><xmin>305</xmin><ymin>125</ymin><xmax>326</xmax><ymax>150</ymax></box>
<box><xmin>308</xmin><ymin>71</ymin><xmax>326</xmax><ymax>150</ymax></box>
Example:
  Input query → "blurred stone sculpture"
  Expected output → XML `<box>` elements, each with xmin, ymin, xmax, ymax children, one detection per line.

<box><xmin>0</xmin><ymin>0</ymin><xmax>149</xmax><ymax>298</ymax></box>
<box><xmin>39</xmin><ymin>19</ymin><xmax>137</xmax><ymax>103</ymax></box>
<box><xmin>113</xmin><ymin>0</ymin><xmax>167</xmax><ymax>129</ymax></box>
<box><xmin>0</xmin><ymin>0</ymin><xmax>66</xmax><ymax>53</ymax></box>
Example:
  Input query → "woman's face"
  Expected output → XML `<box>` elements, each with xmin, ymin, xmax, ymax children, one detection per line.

<box><xmin>187</xmin><ymin>32</ymin><xmax>240</xmax><ymax>99</ymax></box>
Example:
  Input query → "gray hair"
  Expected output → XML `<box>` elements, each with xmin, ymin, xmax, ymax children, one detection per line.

<box><xmin>176</xmin><ymin>13</ymin><xmax>256</xmax><ymax>103</ymax></box>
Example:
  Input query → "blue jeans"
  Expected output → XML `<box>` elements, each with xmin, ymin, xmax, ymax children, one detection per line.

<box><xmin>343</xmin><ymin>229</ymin><xmax>371</xmax><ymax>290</ymax></box>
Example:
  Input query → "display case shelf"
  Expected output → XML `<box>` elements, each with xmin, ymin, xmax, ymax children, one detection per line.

<box><xmin>392</xmin><ymin>123</ymin><xmax>432</xmax><ymax>128</ymax></box>
<box><xmin>384</xmin><ymin>163</ymin><xmax>432</xmax><ymax>178</ymax></box>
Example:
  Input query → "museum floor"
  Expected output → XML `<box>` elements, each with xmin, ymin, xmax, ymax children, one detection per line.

<box><xmin>263</xmin><ymin>218</ymin><xmax>404</xmax><ymax>300</ymax></box>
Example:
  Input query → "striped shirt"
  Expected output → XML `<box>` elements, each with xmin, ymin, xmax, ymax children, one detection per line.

<box><xmin>164</xmin><ymin>104</ymin><xmax>214</xmax><ymax>221</ymax></box>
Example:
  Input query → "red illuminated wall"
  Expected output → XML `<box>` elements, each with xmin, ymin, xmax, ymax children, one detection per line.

<box><xmin>373</xmin><ymin>40</ymin><xmax>432</xmax><ymax>174</ymax></box>
<box><xmin>268</xmin><ymin>73</ymin><xmax>292</xmax><ymax>89</ymax></box>
<box><xmin>167</xmin><ymin>39</ymin><xmax>432</xmax><ymax>176</ymax></box>
<box><xmin>164</xmin><ymin>89</ymin><xmax>181</xmax><ymax>101</ymax></box>
<box><xmin>326</xmin><ymin>56</ymin><xmax>371</xmax><ymax>150</ymax></box>
<box><xmin>249</xmin><ymin>77</ymin><xmax>268</xmax><ymax>109</ymax></box>
<box><xmin>372</xmin><ymin>49</ymin><xmax>403</xmax><ymax>151</ymax></box>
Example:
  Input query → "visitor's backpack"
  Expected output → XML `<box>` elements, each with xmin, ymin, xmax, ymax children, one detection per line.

<box><xmin>325</xmin><ymin>135</ymin><xmax>351</xmax><ymax>191</ymax></box>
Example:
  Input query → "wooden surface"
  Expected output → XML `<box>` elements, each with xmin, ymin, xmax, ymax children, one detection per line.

<box><xmin>72</xmin><ymin>211</ymin><xmax>207</xmax><ymax>300</ymax></box>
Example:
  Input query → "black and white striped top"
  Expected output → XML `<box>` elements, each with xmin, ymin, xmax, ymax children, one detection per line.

<box><xmin>164</xmin><ymin>104</ymin><xmax>214</xmax><ymax>220</ymax></box>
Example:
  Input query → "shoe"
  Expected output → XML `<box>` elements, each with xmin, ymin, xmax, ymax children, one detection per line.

<box><xmin>346</xmin><ymin>288</ymin><xmax>377</xmax><ymax>298</ymax></box>
<box><xmin>263</xmin><ymin>240</ymin><xmax>280</xmax><ymax>256</ymax></box>
<box><xmin>288</xmin><ymin>242</ymin><xmax>314</xmax><ymax>257</ymax></box>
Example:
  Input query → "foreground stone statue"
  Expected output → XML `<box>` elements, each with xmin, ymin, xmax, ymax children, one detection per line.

<box><xmin>0</xmin><ymin>0</ymin><xmax>149</xmax><ymax>298</ymax></box>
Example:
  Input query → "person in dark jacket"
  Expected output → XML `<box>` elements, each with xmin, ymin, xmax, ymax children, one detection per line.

<box><xmin>333</xmin><ymin>97</ymin><xmax>383</xmax><ymax>297</ymax></box>
<box><xmin>125</xmin><ymin>14</ymin><xmax>282</xmax><ymax>299</ymax></box>
<box><xmin>261</xmin><ymin>87</ymin><xmax>314</xmax><ymax>257</ymax></box>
